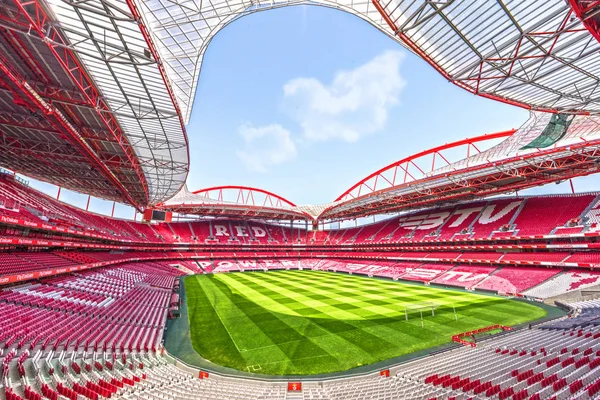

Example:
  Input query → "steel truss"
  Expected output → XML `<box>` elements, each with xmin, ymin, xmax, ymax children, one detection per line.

<box><xmin>336</xmin><ymin>130</ymin><xmax>517</xmax><ymax>203</ymax></box>
<box><xmin>44</xmin><ymin>0</ymin><xmax>190</xmax><ymax>205</ymax></box>
<box><xmin>570</xmin><ymin>1</ymin><xmax>600</xmax><ymax>44</ymax></box>
<box><xmin>130</xmin><ymin>0</ymin><xmax>600</xmax><ymax>124</ymax></box>
<box><xmin>0</xmin><ymin>51</ymin><xmax>146</xmax><ymax>205</ymax></box>
<box><xmin>3</xmin><ymin>0</ymin><xmax>600</xmax><ymax>216</ymax></box>
<box><xmin>193</xmin><ymin>186</ymin><xmax>298</xmax><ymax>208</ymax></box>
<box><xmin>8</xmin><ymin>0</ymin><xmax>150</xmax><ymax>206</ymax></box>
<box><xmin>321</xmin><ymin>140</ymin><xmax>600</xmax><ymax>221</ymax></box>
<box><xmin>372</xmin><ymin>0</ymin><xmax>600</xmax><ymax>114</ymax></box>
<box><xmin>0</xmin><ymin>0</ymin><xmax>189</xmax><ymax>207</ymax></box>
<box><xmin>160</xmin><ymin>185</ymin><xmax>312</xmax><ymax>221</ymax></box>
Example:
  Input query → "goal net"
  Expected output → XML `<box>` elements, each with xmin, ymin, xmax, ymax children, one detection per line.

<box><xmin>404</xmin><ymin>302</ymin><xmax>444</xmax><ymax>327</ymax></box>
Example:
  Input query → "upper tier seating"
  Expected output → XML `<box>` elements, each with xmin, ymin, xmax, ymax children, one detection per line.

<box><xmin>436</xmin><ymin>201</ymin><xmax>488</xmax><ymax>240</ymax></box>
<box><xmin>2</xmin><ymin>172</ymin><xmax>600</xmax><ymax>248</ymax></box>
<box><xmin>512</xmin><ymin>195</ymin><xmax>595</xmax><ymax>236</ymax></box>
<box><xmin>469</xmin><ymin>198</ymin><xmax>523</xmax><ymax>239</ymax></box>
<box><xmin>265</xmin><ymin>224</ymin><xmax>288</xmax><ymax>243</ymax></box>
<box><xmin>150</xmin><ymin>224</ymin><xmax>177</xmax><ymax>242</ymax></box>
<box><xmin>352</xmin><ymin>220</ymin><xmax>389</xmax><ymax>242</ymax></box>
<box><xmin>169</xmin><ymin>222</ymin><xmax>194</xmax><ymax>242</ymax></box>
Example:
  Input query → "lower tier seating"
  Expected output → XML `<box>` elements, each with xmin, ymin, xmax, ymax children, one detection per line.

<box><xmin>475</xmin><ymin>267</ymin><xmax>563</xmax><ymax>294</ymax></box>
<box><xmin>2</xmin><ymin>264</ymin><xmax>600</xmax><ymax>400</ymax></box>
<box><xmin>58</xmin><ymin>299</ymin><xmax>600</xmax><ymax>400</ymax></box>
<box><xmin>523</xmin><ymin>270</ymin><xmax>600</xmax><ymax>299</ymax></box>
<box><xmin>400</xmin><ymin>263</ymin><xmax>455</xmax><ymax>282</ymax></box>
<box><xmin>0</xmin><ymin>261</ymin><xmax>183</xmax><ymax>400</ymax></box>
<box><xmin>431</xmin><ymin>265</ymin><xmax>498</xmax><ymax>289</ymax></box>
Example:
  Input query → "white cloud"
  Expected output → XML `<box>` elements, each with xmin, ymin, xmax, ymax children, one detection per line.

<box><xmin>236</xmin><ymin>123</ymin><xmax>297</xmax><ymax>173</ymax></box>
<box><xmin>282</xmin><ymin>50</ymin><xmax>405</xmax><ymax>142</ymax></box>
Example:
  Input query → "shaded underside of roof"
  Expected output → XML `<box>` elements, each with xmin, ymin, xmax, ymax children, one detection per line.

<box><xmin>3</xmin><ymin>0</ymin><xmax>600</xmax><ymax>214</ymax></box>
<box><xmin>141</xmin><ymin>0</ymin><xmax>600</xmax><ymax>122</ymax></box>
<box><xmin>0</xmin><ymin>0</ymin><xmax>190</xmax><ymax>207</ymax></box>
<box><xmin>0</xmin><ymin>1</ymin><xmax>148</xmax><ymax>204</ymax></box>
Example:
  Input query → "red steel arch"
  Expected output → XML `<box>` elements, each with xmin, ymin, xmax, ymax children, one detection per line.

<box><xmin>192</xmin><ymin>186</ymin><xmax>297</xmax><ymax>208</ymax></box>
<box><xmin>335</xmin><ymin>130</ymin><xmax>516</xmax><ymax>202</ymax></box>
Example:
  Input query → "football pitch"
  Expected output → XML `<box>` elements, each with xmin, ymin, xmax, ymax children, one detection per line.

<box><xmin>185</xmin><ymin>270</ymin><xmax>546</xmax><ymax>375</ymax></box>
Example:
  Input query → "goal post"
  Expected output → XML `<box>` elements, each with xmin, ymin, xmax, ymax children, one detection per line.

<box><xmin>404</xmin><ymin>302</ymin><xmax>454</xmax><ymax>327</ymax></box>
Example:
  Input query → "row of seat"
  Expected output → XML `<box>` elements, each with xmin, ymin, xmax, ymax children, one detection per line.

<box><xmin>93</xmin><ymin>299</ymin><xmax>600</xmax><ymax>400</ymax></box>
<box><xmin>2</xmin><ymin>174</ymin><xmax>600</xmax><ymax>246</ymax></box>
<box><xmin>1</xmin><ymin>247</ymin><xmax>598</xmax><ymax>299</ymax></box>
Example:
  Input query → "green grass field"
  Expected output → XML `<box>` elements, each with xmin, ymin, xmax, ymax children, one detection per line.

<box><xmin>185</xmin><ymin>270</ymin><xmax>546</xmax><ymax>375</ymax></box>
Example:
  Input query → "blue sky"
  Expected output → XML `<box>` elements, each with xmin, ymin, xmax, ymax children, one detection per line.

<box><xmin>23</xmin><ymin>5</ymin><xmax>600</xmax><ymax>218</ymax></box>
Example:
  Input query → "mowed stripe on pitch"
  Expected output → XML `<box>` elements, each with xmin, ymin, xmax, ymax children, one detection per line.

<box><xmin>235</xmin><ymin>271</ymin><xmax>450</xmax><ymax>346</ymax></box>
<box><xmin>218</xmin><ymin>272</ymin><xmax>451</xmax><ymax>362</ymax></box>
<box><xmin>187</xmin><ymin>270</ymin><xmax>547</xmax><ymax>375</ymax></box>
<box><xmin>221</xmin><ymin>272</ymin><xmax>381</xmax><ymax>367</ymax></box>
<box><xmin>233</xmin><ymin>271</ymin><xmax>428</xmax><ymax>343</ymax></box>
<box><xmin>218</xmin><ymin>273</ymin><xmax>384</xmax><ymax>372</ymax></box>
<box><xmin>223</xmin><ymin>271</ymin><xmax>479</xmax><ymax>345</ymax></box>
<box><xmin>217</xmin><ymin>273</ymin><xmax>374</xmax><ymax>371</ymax></box>
<box><xmin>198</xmin><ymin>277</ymin><xmax>289</xmax><ymax>360</ymax></box>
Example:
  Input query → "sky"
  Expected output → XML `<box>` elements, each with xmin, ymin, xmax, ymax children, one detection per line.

<box><xmin>22</xmin><ymin>5</ymin><xmax>600</xmax><ymax>219</ymax></box>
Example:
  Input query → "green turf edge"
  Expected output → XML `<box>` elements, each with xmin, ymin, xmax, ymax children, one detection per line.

<box><xmin>164</xmin><ymin>270</ymin><xmax>565</xmax><ymax>379</ymax></box>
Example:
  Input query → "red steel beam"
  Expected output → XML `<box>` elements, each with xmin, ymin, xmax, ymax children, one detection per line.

<box><xmin>123</xmin><ymin>0</ymin><xmax>190</xmax><ymax>188</ymax></box>
<box><xmin>0</xmin><ymin>50</ymin><xmax>142</xmax><ymax>208</ymax></box>
<box><xmin>191</xmin><ymin>185</ymin><xmax>298</xmax><ymax>207</ymax></box>
<box><xmin>0</xmin><ymin>132</ymin><xmax>133</xmax><ymax>171</ymax></box>
<box><xmin>569</xmin><ymin>0</ymin><xmax>600</xmax><ymax>43</ymax></box>
<box><xmin>11</xmin><ymin>0</ymin><xmax>149</xmax><ymax>207</ymax></box>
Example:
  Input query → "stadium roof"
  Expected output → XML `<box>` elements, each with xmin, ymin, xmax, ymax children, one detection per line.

<box><xmin>321</xmin><ymin>112</ymin><xmax>600</xmax><ymax>220</ymax></box>
<box><xmin>160</xmin><ymin>185</ymin><xmax>334</xmax><ymax>220</ymax></box>
<box><xmin>0</xmin><ymin>0</ymin><xmax>188</xmax><ymax>209</ymax></box>
<box><xmin>2</xmin><ymin>0</ymin><xmax>600</xmax><ymax>214</ymax></box>
<box><xmin>136</xmin><ymin>0</ymin><xmax>600</xmax><ymax>120</ymax></box>
<box><xmin>162</xmin><ymin>113</ymin><xmax>600</xmax><ymax>222</ymax></box>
